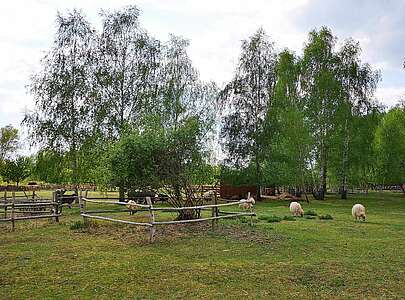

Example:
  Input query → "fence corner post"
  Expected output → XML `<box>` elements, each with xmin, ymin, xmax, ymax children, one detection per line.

<box><xmin>79</xmin><ymin>191</ymin><xmax>87</xmax><ymax>226</ymax></box>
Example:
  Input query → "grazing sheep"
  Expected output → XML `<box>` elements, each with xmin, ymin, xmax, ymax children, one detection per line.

<box><xmin>126</xmin><ymin>200</ymin><xmax>140</xmax><ymax>215</ymax></box>
<box><xmin>352</xmin><ymin>204</ymin><xmax>366</xmax><ymax>221</ymax></box>
<box><xmin>289</xmin><ymin>201</ymin><xmax>304</xmax><ymax>217</ymax></box>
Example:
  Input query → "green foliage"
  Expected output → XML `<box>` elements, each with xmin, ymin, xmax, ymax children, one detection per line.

<box><xmin>23</xmin><ymin>7</ymin><xmax>391</xmax><ymax>200</ymax></box>
<box><xmin>32</xmin><ymin>150</ymin><xmax>70</xmax><ymax>184</ymax></box>
<box><xmin>259</xmin><ymin>215</ymin><xmax>282</xmax><ymax>223</ymax></box>
<box><xmin>283</xmin><ymin>215</ymin><xmax>296</xmax><ymax>221</ymax></box>
<box><xmin>319</xmin><ymin>214</ymin><xmax>334</xmax><ymax>220</ymax></box>
<box><xmin>108</xmin><ymin>122</ymin><xmax>166</xmax><ymax>191</ymax></box>
<box><xmin>262</xmin><ymin>50</ymin><xmax>312</xmax><ymax>187</ymax></box>
<box><xmin>24</xmin><ymin>9</ymin><xmax>95</xmax><ymax>189</ymax></box>
<box><xmin>220</xmin><ymin>28</ymin><xmax>277</xmax><ymax>189</ymax></box>
<box><xmin>94</xmin><ymin>6</ymin><xmax>159</xmax><ymax>138</ymax></box>
<box><xmin>299</xmin><ymin>27</ymin><xmax>379</xmax><ymax>198</ymax></box>
<box><xmin>304</xmin><ymin>210</ymin><xmax>318</xmax><ymax>216</ymax></box>
<box><xmin>0</xmin><ymin>125</ymin><xmax>19</xmax><ymax>161</ymax></box>
<box><xmin>0</xmin><ymin>156</ymin><xmax>32</xmax><ymax>185</ymax></box>
<box><xmin>374</xmin><ymin>107</ymin><xmax>405</xmax><ymax>185</ymax></box>
<box><xmin>108</xmin><ymin>116</ymin><xmax>214</xmax><ymax>196</ymax></box>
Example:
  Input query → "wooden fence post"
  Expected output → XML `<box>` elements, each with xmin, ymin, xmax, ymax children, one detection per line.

<box><xmin>3</xmin><ymin>190</ymin><xmax>7</xmax><ymax>219</ymax></box>
<box><xmin>211</xmin><ymin>206</ymin><xmax>216</xmax><ymax>230</ymax></box>
<box><xmin>146</xmin><ymin>197</ymin><xmax>155</xmax><ymax>243</ymax></box>
<box><xmin>211</xmin><ymin>190</ymin><xmax>218</xmax><ymax>229</ymax></box>
<box><xmin>79</xmin><ymin>190</ymin><xmax>87</xmax><ymax>226</ymax></box>
<box><xmin>54</xmin><ymin>190</ymin><xmax>60</xmax><ymax>223</ymax></box>
<box><xmin>11</xmin><ymin>190</ymin><xmax>15</xmax><ymax>231</ymax></box>
<box><xmin>55</xmin><ymin>201</ymin><xmax>60</xmax><ymax>223</ymax></box>
<box><xmin>214</xmin><ymin>188</ymin><xmax>219</xmax><ymax>223</ymax></box>
<box><xmin>245</xmin><ymin>192</ymin><xmax>253</xmax><ymax>226</ymax></box>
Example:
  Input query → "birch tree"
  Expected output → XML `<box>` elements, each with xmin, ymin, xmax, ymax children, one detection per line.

<box><xmin>94</xmin><ymin>5</ymin><xmax>160</xmax><ymax>138</ymax></box>
<box><xmin>333</xmin><ymin>39</ymin><xmax>379</xmax><ymax>198</ymax></box>
<box><xmin>263</xmin><ymin>50</ymin><xmax>312</xmax><ymax>197</ymax></box>
<box><xmin>24</xmin><ymin>9</ymin><xmax>95</xmax><ymax>192</ymax></box>
<box><xmin>0</xmin><ymin>125</ymin><xmax>19</xmax><ymax>162</ymax></box>
<box><xmin>220</xmin><ymin>28</ymin><xmax>277</xmax><ymax>200</ymax></box>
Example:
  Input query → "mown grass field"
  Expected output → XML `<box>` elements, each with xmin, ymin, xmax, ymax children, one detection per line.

<box><xmin>1</xmin><ymin>191</ymin><xmax>405</xmax><ymax>299</ymax></box>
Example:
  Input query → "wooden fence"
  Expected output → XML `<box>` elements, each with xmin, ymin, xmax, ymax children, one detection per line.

<box><xmin>0</xmin><ymin>191</ymin><xmax>61</xmax><ymax>231</ymax></box>
<box><xmin>79</xmin><ymin>195</ymin><xmax>255</xmax><ymax>243</ymax></box>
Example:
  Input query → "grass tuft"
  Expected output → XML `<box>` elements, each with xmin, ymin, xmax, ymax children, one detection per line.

<box><xmin>318</xmin><ymin>214</ymin><xmax>333</xmax><ymax>220</ymax></box>
<box><xmin>305</xmin><ymin>210</ymin><xmax>318</xmax><ymax>216</ymax></box>
<box><xmin>283</xmin><ymin>215</ymin><xmax>296</xmax><ymax>221</ymax></box>
<box><xmin>69</xmin><ymin>220</ymin><xmax>88</xmax><ymax>230</ymax></box>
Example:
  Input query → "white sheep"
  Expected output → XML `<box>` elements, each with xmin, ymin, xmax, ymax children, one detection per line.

<box><xmin>126</xmin><ymin>200</ymin><xmax>140</xmax><ymax>215</ymax></box>
<box><xmin>239</xmin><ymin>193</ymin><xmax>255</xmax><ymax>210</ymax></box>
<box><xmin>289</xmin><ymin>201</ymin><xmax>304</xmax><ymax>217</ymax></box>
<box><xmin>352</xmin><ymin>204</ymin><xmax>366</xmax><ymax>221</ymax></box>
<box><xmin>203</xmin><ymin>190</ymin><xmax>216</xmax><ymax>199</ymax></box>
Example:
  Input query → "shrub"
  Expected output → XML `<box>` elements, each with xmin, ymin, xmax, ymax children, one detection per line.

<box><xmin>283</xmin><ymin>215</ymin><xmax>296</xmax><ymax>221</ymax></box>
<box><xmin>318</xmin><ymin>214</ymin><xmax>333</xmax><ymax>220</ymax></box>
<box><xmin>266</xmin><ymin>216</ymin><xmax>282</xmax><ymax>223</ymax></box>
<box><xmin>305</xmin><ymin>210</ymin><xmax>318</xmax><ymax>216</ymax></box>
<box><xmin>304</xmin><ymin>215</ymin><xmax>316</xmax><ymax>219</ymax></box>
<box><xmin>259</xmin><ymin>215</ymin><xmax>282</xmax><ymax>223</ymax></box>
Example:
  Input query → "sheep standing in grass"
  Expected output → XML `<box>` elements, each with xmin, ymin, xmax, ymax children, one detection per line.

<box><xmin>352</xmin><ymin>204</ymin><xmax>366</xmax><ymax>221</ymax></box>
<box><xmin>289</xmin><ymin>202</ymin><xmax>304</xmax><ymax>217</ymax></box>
<box><xmin>239</xmin><ymin>194</ymin><xmax>255</xmax><ymax>210</ymax></box>
<box><xmin>126</xmin><ymin>200</ymin><xmax>139</xmax><ymax>215</ymax></box>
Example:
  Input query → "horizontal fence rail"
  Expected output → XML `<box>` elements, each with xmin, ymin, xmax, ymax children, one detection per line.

<box><xmin>1</xmin><ymin>191</ymin><xmax>61</xmax><ymax>231</ymax></box>
<box><xmin>80</xmin><ymin>195</ymin><xmax>255</xmax><ymax>243</ymax></box>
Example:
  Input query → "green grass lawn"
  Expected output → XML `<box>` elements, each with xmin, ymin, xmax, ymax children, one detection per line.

<box><xmin>1</xmin><ymin>191</ymin><xmax>405</xmax><ymax>299</ymax></box>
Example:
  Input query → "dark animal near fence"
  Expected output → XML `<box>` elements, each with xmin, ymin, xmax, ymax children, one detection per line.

<box><xmin>55</xmin><ymin>189</ymin><xmax>77</xmax><ymax>208</ymax></box>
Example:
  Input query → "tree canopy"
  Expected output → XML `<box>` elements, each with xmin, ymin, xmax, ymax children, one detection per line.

<box><xmin>22</xmin><ymin>6</ymin><xmax>405</xmax><ymax>202</ymax></box>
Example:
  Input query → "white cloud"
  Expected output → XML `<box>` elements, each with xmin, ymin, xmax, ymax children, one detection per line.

<box><xmin>375</xmin><ymin>87</ymin><xmax>405</xmax><ymax>108</ymax></box>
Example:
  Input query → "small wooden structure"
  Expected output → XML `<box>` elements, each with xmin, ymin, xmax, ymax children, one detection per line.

<box><xmin>220</xmin><ymin>184</ymin><xmax>258</xmax><ymax>200</ymax></box>
<box><xmin>79</xmin><ymin>194</ymin><xmax>255</xmax><ymax>243</ymax></box>
<box><xmin>0</xmin><ymin>190</ymin><xmax>61</xmax><ymax>231</ymax></box>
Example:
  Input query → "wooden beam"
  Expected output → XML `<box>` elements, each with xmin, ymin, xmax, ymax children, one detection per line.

<box><xmin>80</xmin><ymin>213</ymin><xmax>152</xmax><ymax>227</ymax></box>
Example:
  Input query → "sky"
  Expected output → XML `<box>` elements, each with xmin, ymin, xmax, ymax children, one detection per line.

<box><xmin>1</xmin><ymin>0</ymin><xmax>405</xmax><ymax>139</ymax></box>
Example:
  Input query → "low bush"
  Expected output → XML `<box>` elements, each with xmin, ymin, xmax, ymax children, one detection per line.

<box><xmin>305</xmin><ymin>210</ymin><xmax>318</xmax><ymax>216</ymax></box>
<box><xmin>259</xmin><ymin>215</ymin><xmax>282</xmax><ymax>223</ymax></box>
<box><xmin>318</xmin><ymin>214</ymin><xmax>333</xmax><ymax>220</ymax></box>
<box><xmin>283</xmin><ymin>216</ymin><xmax>296</xmax><ymax>221</ymax></box>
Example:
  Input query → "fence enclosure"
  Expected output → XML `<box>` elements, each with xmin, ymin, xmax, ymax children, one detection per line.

<box><xmin>1</xmin><ymin>190</ymin><xmax>61</xmax><ymax>231</ymax></box>
<box><xmin>79</xmin><ymin>195</ymin><xmax>255</xmax><ymax>243</ymax></box>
